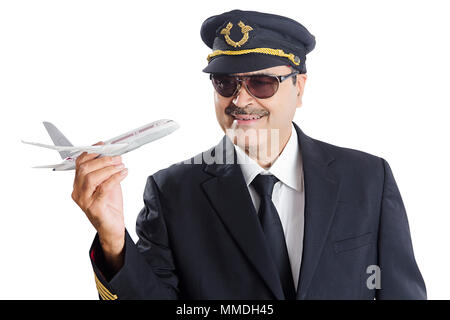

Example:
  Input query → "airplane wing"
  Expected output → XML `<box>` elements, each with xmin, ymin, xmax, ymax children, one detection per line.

<box><xmin>21</xmin><ymin>140</ymin><xmax>128</xmax><ymax>154</ymax></box>
<box><xmin>32</xmin><ymin>164</ymin><xmax>64</xmax><ymax>169</ymax></box>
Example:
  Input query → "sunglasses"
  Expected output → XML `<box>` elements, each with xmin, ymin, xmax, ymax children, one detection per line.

<box><xmin>210</xmin><ymin>71</ymin><xmax>299</xmax><ymax>99</ymax></box>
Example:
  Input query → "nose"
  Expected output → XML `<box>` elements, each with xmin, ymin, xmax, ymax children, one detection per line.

<box><xmin>232</xmin><ymin>81</ymin><xmax>254</xmax><ymax>107</ymax></box>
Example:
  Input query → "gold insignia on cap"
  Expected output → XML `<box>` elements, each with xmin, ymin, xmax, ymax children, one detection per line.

<box><xmin>220</xmin><ymin>21</ymin><xmax>253</xmax><ymax>48</ymax></box>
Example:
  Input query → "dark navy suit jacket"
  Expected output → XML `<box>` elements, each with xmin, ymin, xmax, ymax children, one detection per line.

<box><xmin>90</xmin><ymin>122</ymin><xmax>426</xmax><ymax>300</ymax></box>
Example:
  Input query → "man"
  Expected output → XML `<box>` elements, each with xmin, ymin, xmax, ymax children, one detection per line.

<box><xmin>71</xmin><ymin>9</ymin><xmax>426</xmax><ymax>299</ymax></box>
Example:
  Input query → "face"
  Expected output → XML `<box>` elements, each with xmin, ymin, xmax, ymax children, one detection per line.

<box><xmin>213</xmin><ymin>65</ymin><xmax>307</xmax><ymax>158</ymax></box>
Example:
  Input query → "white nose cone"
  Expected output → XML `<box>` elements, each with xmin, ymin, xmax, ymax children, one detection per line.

<box><xmin>150</xmin><ymin>119</ymin><xmax>180</xmax><ymax>141</ymax></box>
<box><xmin>164</xmin><ymin>119</ymin><xmax>180</xmax><ymax>133</ymax></box>
<box><xmin>146</xmin><ymin>119</ymin><xmax>180</xmax><ymax>138</ymax></box>
<box><xmin>128</xmin><ymin>119</ymin><xmax>180</xmax><ymax>151</ymax></box>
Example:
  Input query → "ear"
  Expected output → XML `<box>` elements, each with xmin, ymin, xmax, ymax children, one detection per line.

<box><xmin>295</xmin><ymin>73</ymin><xmax>307</xmax><ymax>108</ymax></box>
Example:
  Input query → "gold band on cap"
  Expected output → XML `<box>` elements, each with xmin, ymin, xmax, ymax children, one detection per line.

<box><xmin>206</xmin><ymin>48</ymin><xmax>300</xmax><ymax>66</ymax></box>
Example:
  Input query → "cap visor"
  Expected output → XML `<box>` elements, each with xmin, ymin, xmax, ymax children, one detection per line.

<box><xmin>202</xmin><ymin>54</ymin><xmax>290</xmax><ymax>74</ymax></box>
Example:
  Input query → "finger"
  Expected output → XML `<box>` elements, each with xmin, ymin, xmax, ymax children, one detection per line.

<box><xmin>78</xmin><ymin>155</ymin><xmax>122</xmax><ymax>178</ymax></box>
<box><xmin>76</xmin><ymin>152</ymin><xmax>99</xmax><ymax>168</ymax></box>
<box><xmin>93</xmin><ymin>168</ymin><xmax>128</xmax><ymax>201</ymax></box>
<box><xmin>82</xmin><ymin>162</ymin><xmax>126</xmax><ymax>196</ymax></box>
<box><xmin>73</xmin><ymin>141</ymin><xmax>108</xmax><ymax>195</ymax></box>
<box><xmin>75</xmin><ymin>141</ymin><xmax>105</xmax><ymax>168</ymax></box>
<box><xmin>74</xmin><ymin>151</ymin><xmax>97</xmax><ymax>193</ymax></box>
<box><xmin>74</xmin><ymin>163</ymin><xmax>126</xmax><ymax>208</ymax></box>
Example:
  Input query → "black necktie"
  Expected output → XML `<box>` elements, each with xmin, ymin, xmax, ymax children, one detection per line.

<box><xmin>251</xmin><ymin>174</ymin><xmax>296</xmax><ymax>300</ymax></box>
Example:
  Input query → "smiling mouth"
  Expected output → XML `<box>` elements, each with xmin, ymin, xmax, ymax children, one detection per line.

<box><xmin>225</xmin><ymin>105</ymin><xmax>269</xmax><ymax>122</ymax></box>
<box><xmin>231</xmin><ymin>113</ymin><xmax>265</xmax><ymax>121</ymax></box>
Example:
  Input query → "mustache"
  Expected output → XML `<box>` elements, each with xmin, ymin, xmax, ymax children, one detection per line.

<box><xmin>225</xmin><ymin>104</ymin><xmax>269</xmax><ymax>116</ymax></box>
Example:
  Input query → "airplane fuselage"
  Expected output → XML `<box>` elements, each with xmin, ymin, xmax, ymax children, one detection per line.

<box><xmin>37</xmin><ymin>119</ymin><xmax>179</xmax><ymax>171</ymax></box>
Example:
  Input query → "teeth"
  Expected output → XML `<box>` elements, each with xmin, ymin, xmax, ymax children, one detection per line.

<box><xmin>233</xmin><ymin>115</ymin><xmax>263</xmax><ymax>120</ymax></box>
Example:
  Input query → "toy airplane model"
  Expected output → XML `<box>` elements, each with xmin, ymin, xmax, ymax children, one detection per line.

<box><xmin>22</xmin><ymin>119</ymin><xmax>179</xmax><ymax>171</ymax></box>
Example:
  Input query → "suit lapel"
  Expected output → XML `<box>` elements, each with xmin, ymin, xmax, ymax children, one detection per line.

<box><xmin>201</xmin><ymin>136</ymin><xmax>285</xmax><ymax>299</ymax></box>
<box><xmin>293</xmin><ymin>123</ymin><xmax>341</xmax><ymax>299</ymax></box>
<box><xmin>200</xmin><ymin>124</ymin><xmax>341</xmax><ymax>300</ymax></box>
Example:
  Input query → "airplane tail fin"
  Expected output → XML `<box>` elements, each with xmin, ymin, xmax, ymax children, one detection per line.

<box><xmin>43</xmin><ymin>122</ymin><xmax>73</xmax><ymax>159</ymax></box>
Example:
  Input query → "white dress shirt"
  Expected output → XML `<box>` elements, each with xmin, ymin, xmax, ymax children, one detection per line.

<box><xmin>234</xmin><ymin>124</ymin><xmax>305</xmax><ymax>290</ymax></box>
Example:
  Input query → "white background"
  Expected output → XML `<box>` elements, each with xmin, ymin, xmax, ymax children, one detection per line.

<box><xmin>1</xmin><ymin>0</ymin><xmax>449</xmax><ymax>299</ymax></box>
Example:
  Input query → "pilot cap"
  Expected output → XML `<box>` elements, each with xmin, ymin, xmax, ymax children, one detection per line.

<box><xmin>201</xmin><ymin>9</ymin><xmax>316</xmax><ymax>74</ymax></box>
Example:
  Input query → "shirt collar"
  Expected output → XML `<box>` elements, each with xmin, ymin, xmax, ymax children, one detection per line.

<box><xmin>234</xmin><ymin>123</ymin><xmax>303</xmax><ymax>192</ymax></box>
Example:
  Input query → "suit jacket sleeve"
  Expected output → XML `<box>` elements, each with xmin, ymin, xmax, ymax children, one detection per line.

<box><xmin>375</xmin><ymin>159</ymin><xmax>427</xmax><ymax>299</ymax></box>
<box><xmin>89</xmin><ymin>175</ymin><xmax>179</xmax><ymax>300</ymax></box>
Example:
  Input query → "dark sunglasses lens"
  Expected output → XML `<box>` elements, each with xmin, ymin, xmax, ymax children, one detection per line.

<box><xmin>247</xmin><ymin>76</ymin><xmax>279</xmax><ymax>99</ymax></box>
<box><xmin>211</xmin><ymin>75</ymin><xmax>237</xmax><ymax>97</ymax></box>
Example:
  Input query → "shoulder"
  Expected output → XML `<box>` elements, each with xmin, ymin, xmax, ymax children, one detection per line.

<box><xmin>313</xmin><ymin>137</ymin><xmax>384</xmax><ymax>171</ymax></box>
<box><xmin>294</xmin><ymin>123</ymin><xmax>385</xmax><ymax>175</ymax></box>
<box><xmin>309</xmin><ymin>137</ymin><xmax>387</xmax><ymax>200</ymax></box>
